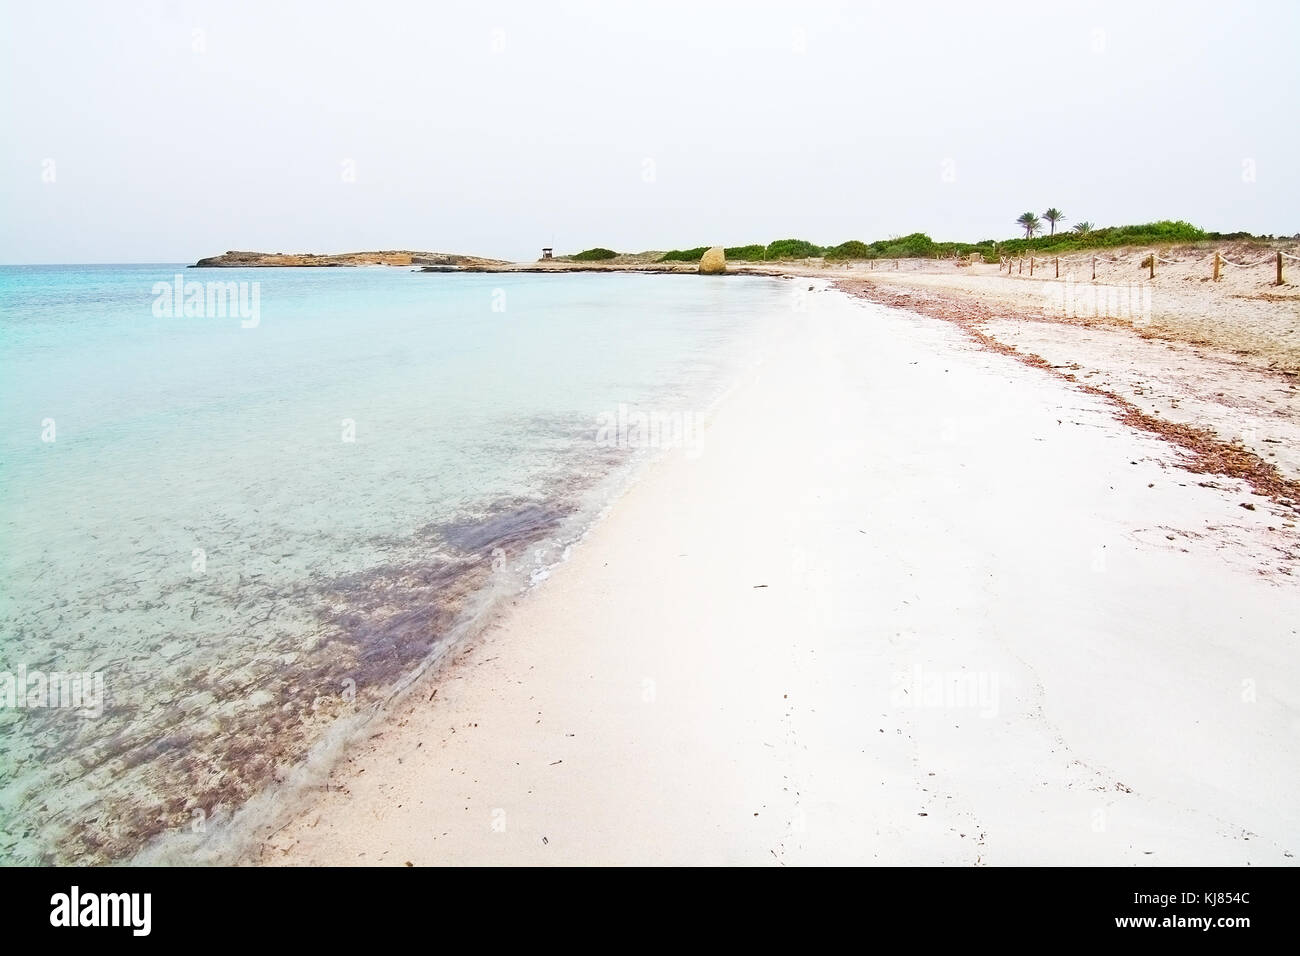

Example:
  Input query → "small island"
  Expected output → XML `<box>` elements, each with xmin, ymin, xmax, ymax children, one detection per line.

<box><xmin>191</xmin><ymin>250</ymin><xmax>510</xmax><ymax>269</ymax></box>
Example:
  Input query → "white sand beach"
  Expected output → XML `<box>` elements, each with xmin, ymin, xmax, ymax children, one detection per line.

<box><xmin>265</xmin><ymin>284</ymin><xmax>1299</xmax><ymax>866</ymax></box>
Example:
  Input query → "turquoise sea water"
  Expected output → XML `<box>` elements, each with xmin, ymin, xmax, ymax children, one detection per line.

<box><xmin>0</xmin><ymin>264</ymin><xmax>787</xmax><ymax>863</ymax></box>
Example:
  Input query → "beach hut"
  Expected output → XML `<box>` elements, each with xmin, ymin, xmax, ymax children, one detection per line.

<box><xmin>541</xmin><ymin>247</ymin><xmax>553</xmax><ymax>260</ymax></box>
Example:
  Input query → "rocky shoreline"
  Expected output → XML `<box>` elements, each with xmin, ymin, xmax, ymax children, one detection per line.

<box><xmin>190</xmin><ymin>250</ymin><xmax>511</xmax><ymax>269</ymax></box>
<box><xmin>189</xmin><ymin>248</ymin><xmax>744</xmax><ymax>275</ymax></box>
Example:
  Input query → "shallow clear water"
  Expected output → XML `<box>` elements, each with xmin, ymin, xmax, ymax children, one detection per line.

<box><xmin>0</xmin><ymin>264</ymin><xmax>788</xmax><ymax>863</ymax></box>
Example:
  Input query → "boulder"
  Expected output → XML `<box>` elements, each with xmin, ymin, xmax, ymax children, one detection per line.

<box><xmin>698</xmin><ymin>246</ymin><xmax>726</xmax><ymax>274</ymax></box>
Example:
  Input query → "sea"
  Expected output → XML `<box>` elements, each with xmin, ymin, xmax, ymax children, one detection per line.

<box><xmin>0</xmin><ymin>263</ymin><xmax>791</xmax><ymax>863</ymax></box>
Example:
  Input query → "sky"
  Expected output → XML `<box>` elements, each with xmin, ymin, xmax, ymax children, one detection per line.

<box><xmin>1</xmin><ymin>0</ymin><xmax>1297</xmax><ymax>263</ymax></box>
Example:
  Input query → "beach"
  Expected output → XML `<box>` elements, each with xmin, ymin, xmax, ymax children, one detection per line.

<box><xmin>0</xmin><ymin>267</ymin><xmax>787</xmax><ymax>865</ymax></box>
<box><xmin>831</xmin><ymin>261</ymin><xmax>1300</xmax><ymax>495</ymax></box>
<box><xmin>264</xmin><ymin>281</ymin><xmax>1300</xmax><ymax>866</ymax></box>
<box><xmin>7</xmin><ymin>0</ymin><xmax>1300</xmax><ymax>923</ymax></box>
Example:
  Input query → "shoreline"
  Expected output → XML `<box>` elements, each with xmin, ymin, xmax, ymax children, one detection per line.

<box><xmin>261</xmin><ymin>283</ymin><xmax>1300</xmax><ymax>866</ymax></box>
<box><xmin>115</xmin><ymin>274</ymin><xmax>775</xmax><ymax>867</ymax></box>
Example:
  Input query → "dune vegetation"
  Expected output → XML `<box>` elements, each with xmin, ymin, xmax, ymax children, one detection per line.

<box><xmin>650</xmin><ymin>221</ymin><xmax>1287</xmax><ymax>264</ymax></box>
<box><xmin>566</xmin><ymin>247</ymin><xmax>620</xmax><ymax>261</ymax></box>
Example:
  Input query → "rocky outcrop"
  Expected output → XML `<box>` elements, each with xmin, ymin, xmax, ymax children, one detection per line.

<box><xmin>698</xmin><ymin>247</ymin><xmax>726</xmax><ymax>274</ymax></box>
<box><xmin>192</xmin><ymin>250</ymin><xmax>509</xmax><ymax>269</ymax></box>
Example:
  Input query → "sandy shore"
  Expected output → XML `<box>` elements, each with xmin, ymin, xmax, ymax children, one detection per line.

<box><xmin>828</xmin><ymin>260</ymin><xmax>1300</xmax><ymax>497</ymax></box>
<box><xmin>260</xmin><ymin>282</ymin><xmax>1298</xmax><ymax>866</ymax></box>
<box><xmin>817</xmin><ymin>249</ymin><xmax>1300</xmax><ymax>375</ymax></box>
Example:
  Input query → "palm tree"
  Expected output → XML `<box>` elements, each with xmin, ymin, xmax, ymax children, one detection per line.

<box><xmin>1016</xmin><ymin>212</ymin><xmax>1041</xmax><ymax>239</ymax></box>
<box><xmin>1043</xmin><ymin>208</ymin><xmax>1065</xmax><ymax>235</ymax></box>
<box><xmin>1073</xmin><ymin>221</ymin><xmax>1093</xmax><ymax>235</ymax></box>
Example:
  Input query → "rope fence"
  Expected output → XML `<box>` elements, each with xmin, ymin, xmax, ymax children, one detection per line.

<box><xmin>997</xmin><ymin>247</ymin><xmax>1295</xmax><ymax>284</ymax></box>
<box><xmin>847</xmin><ymin>248</ymin><xmax>1297</xmax><ymax>284</ymax></box>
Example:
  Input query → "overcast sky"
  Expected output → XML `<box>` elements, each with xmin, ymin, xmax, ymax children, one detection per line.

<box><xmin>2</xmin><ymin>0</ymin><xmax>1296</xmax><ymax>263</ymax></box>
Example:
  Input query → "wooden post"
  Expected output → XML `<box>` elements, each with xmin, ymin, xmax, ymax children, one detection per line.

<box><xmin>1055</xmin><ymin>257</ymin><xmax>1059</xmax><ymax>278</ymax></box>
<box><xmin>1018</xmin><ymin>258</ymin><xmax>1023</xmax><ymax>275</ymax></box>
<box><xmin>1149</xmin><ymin>254</ymin><xmax>1155</xmax><ymax>280</ymax></box>
<box><xmin>1278</xmin><ymin>251</ymin><xmax>1285</xmax><ymax>286</ymax></box>
<box><xmin>1213</xmin><ymin>252</ymin><xmax>1221</xmax><ymax>282</ymax></box>
<box><xmin>1030</xmin><ymin>256</ymin><xmax>1035</xmax><ymax>276</ymax></box>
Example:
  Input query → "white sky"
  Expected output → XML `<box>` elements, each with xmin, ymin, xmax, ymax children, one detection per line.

<box><xmin>2</xmin><ymin>0</ymin><xmax>1296</xmax><ymax>263</ymax></box>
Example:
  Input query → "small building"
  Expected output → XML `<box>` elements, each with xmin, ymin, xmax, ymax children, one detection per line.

<box><xmin>541</xmin><ymin>247</ymin><xmax>553</xmax><ymax>260</ymax></box>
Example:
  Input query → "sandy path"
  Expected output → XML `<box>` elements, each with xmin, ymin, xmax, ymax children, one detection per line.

<box><xmin>266</xmin><ymin>287</ymin><xmax>1298</xmax><ymax>866</ymax></box>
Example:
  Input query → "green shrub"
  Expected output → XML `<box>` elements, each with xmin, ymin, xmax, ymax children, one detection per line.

<box><xmin>996</xmin><ymin>220</ymin><xmax>1209</xmax><ymax>256</ymax></box>
<box><xmin>568</xmin><ymin>247</ymin><xmax>619</xmax><ymax>261</ymax></box>
<box><xmin>764</xmin><ymin>239</ymin><xmax>825</xmax><ymax>260</ymax></box>
<box><xmin>825</xmin><ymin>240</ymin><xmax>871</xmax><ymax>260</ymax></box>
<box><xmin>658</xmin><ymin>247</ymin><xmax>709</xmax><ymax>262</ymax></box>
<box><xmin>655</xmin><ymin>222</ymin><xmax>1224</xmax><ymax>267</ymax></box>
<box><xmin>893</xmin><ymin>232</ymin><xmax>935</xmax><ymax>257</ymax></box>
